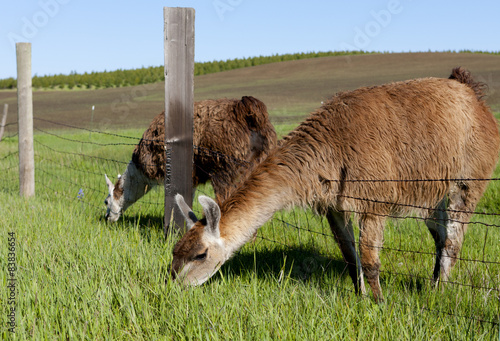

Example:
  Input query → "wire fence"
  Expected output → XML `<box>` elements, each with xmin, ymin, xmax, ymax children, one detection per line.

<box><xmin>0</xmin><ymin>121</ymin><xmax>19</xmax><ymax>140</ymax></box>
<box><xmin>1</xmin><ymin>115</ymin><xmax>499</xmax><ymax>331</ymax></box>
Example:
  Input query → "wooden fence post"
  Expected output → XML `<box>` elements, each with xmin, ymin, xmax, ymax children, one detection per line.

<box><xmin>16</xmin><ymin>42</ymin><xmax>35</xmax><ymax>198</ymax></box>
<box><xmin>0</xmin><ymin>104</ymin><xmax>8</xmax><ymax>142</ymax></box>
<box><xmin>163</xmin><ymin>7</ymin><xmax>195</xmax><ymax>235</ymax></box>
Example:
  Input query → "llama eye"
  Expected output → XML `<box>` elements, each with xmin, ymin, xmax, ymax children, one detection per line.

<box><xmin>104</xmin><ymin>199</ymin><xmax>109</xmax><ymax>205</ymax></box>
<box><xmin>194</xmin><ymin>251</ymin><xmax>207</xmax><ymax>261</ymax></box>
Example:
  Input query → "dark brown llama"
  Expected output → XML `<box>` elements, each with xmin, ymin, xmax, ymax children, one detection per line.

<box><xmin>104</xmin><ymin>96</ymin><xmax>277</xmax><ymax>222</ymax></box>
<box><xmin>171</xmin><ymin>67</ymin><xmax>500</xmax><ymax>302</ymax></box>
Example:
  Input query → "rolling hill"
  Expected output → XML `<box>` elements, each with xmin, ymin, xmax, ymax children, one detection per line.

<box><xmin>0</xmin><ymin>52</ymin><xmax>499</xmax><ymax>132</ymax></box>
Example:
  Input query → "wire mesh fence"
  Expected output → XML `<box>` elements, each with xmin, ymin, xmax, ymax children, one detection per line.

<box><xmin>1</xmin><ymin>114</ymin><xmax>499</xmax><ymax>330</ymax></box>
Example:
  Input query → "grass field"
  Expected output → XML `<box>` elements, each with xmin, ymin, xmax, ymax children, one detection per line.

<box><xmin>1</xmin><ymin>53</ymin><xmax>500</xmax><ymax>339</ymax></box>
<box><xmin>1</xmin><ymin>117</ymin><xmax>499</xmax><ymax>339</ymax></box>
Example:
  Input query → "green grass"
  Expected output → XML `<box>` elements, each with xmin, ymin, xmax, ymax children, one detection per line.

<box><xmin>1</xmin><ymin>124</ymin><xmax>499</xmax><ymax>340</ymax></box>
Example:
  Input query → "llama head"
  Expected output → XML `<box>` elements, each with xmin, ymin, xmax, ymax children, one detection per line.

<box><xmin>170</xmin><ymin>194</ymin><xmax>229</xmax><ymax>286</ymax></box>
<box><xmin>104</xmin><ymin>174</ymin><xmax>124</xmax><ymax>222</ymax></box>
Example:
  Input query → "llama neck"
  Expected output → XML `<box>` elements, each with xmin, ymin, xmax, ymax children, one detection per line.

<box><xmin>119</xmin><ymin>161</ymin><xmax>158</xmax><ymax>212</ymax></box>
<box><xmin>218</xmin><ymin>162</ymin><xmax>295</xmax><ymax>253</ymax></box>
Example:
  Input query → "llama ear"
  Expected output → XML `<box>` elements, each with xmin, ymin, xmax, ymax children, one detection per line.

<box><xmin>175</xmin><ymin>194</ymin><xmax>198</xmax><ymax>229</ymax></box>
<box><xmin>104</xmin><ymin>174</ymin><xmax>114</xmax><ymax>194</ymax></box>
<box><xmin>198</xmin><ymin>196</ymin><xmax>221</xmax><ymax>238</ymax></box>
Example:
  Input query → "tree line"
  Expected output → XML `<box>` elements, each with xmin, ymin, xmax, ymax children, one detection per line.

<box><xmin>0</xmin><ymin>51</ymin><xmax>372</xmax><ymax>90</ymax></box>
<box><xmin>0</xmin><ymin>50</ymin><xmax>497</xmax><ymax>90</ymax></box>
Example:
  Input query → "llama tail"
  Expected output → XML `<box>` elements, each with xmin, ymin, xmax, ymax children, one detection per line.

<box><xmin>448</xmin><ymin>66</ymin><xmax>487</xmax><ymax>100</ymax></box>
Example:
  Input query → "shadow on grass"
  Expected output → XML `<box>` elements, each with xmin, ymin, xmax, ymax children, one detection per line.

<box><xmin>221</xmin><ymin>245</ymin><xmax>350</xmax><ymax>284</ymax></box>
<box><xmin>394</xmin><ymin>276</ymin><xmax>426</xmax><ymax>293</ymax></box>
<box><xmin>106</xmin><ymin>213</ymin><xmax>432</xmax><ymax>296</ymax></box>
<box><xmin>100</xmin><ymin>213</ymin><xmax>168</xmax><ymax>241</ymax></box>
<box><xmin>121</xmin><ymin>214</ymin><xmax>165</xmax><ymax>231</ymax></box>
<box><xmin>220</xmin><ymin>245</ymin><xmax>432</xmax><ymax>297</ymax></box>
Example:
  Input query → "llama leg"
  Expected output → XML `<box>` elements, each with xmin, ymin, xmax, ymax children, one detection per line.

<box><xmin>434</xmin><ymin>183</ymin><xmax>479</xmax><ymax>283</ymax></box>
<box><xmin>425</xmin><ymin>199</ymin><xmax>448</xmax><ymax>283</ymax></box>
<box><xmin>358</xmin><ymin>214</ymin><xmax>385</xmax><ymax>302</ymax></box>
<box><xmin>326</xmin><ymin>210</ymin><xmax>366</xmax><ymax>296</ymax></box>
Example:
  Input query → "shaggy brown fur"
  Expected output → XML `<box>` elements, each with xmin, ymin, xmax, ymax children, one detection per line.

<box><xmin>171</xmin><ymin>68</ymin><xmax>500</xmax><ymax>302</ymax></box>
<box><xmin>130</xmin><ymin>96</ymin><xmax>277</xmax><ymax>203</ymax></box>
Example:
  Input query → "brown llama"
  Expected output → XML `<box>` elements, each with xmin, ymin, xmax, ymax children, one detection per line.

<box><xmin>104</xmin><ymin>96</ymin><xmax>277</xmax><ymax>222</ymax></box>
<box><xmin>171</xmin><ymin>67</ymin><xmax>500</xmax><ymax>302</ymax></box>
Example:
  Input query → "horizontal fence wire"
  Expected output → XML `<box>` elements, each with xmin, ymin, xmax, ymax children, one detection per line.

<box><xmin>0</xmin><ymin>120</ymin><xmax>19</xmax><ymax>140</ymax></box>
<box><xmin>0</xmin><ymin>116</ymin><xmax>19</xmax><ymax>192</ymax></box>
<box><xmin>34</xmin><ymin>117</ymin><xmax>144</xmax><ymax>141</ymax></box>
<box><xmin>0</xmin><ymin>150</ymin><xmax>19</xmax><ymax>193</ymax></box>
<box><xmin>1</xmin><ymin>116</ymin><xmax>499</xmax><ymax>329</ymax></box>
<box><xmin>338</xmin><ymin>194</ymin><xmax>500</xmax><ymax>218</ymax></box>
<box><xmin>1</xmin><ymin>122</ymin><xmax>17</xmax><ymax>128</ymax></box>
<box><xmin>34</xmin><ymin>126</ymin><xmax>138</xmax><ymax>147</ymax></box>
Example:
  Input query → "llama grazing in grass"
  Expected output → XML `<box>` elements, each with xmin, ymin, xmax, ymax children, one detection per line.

<box><xmin>170</xmin><ymin>67</ymin><xmax>500</xmax><ymax>302</ymax></box>
<box><xmin>104</xmin><ymin>96</ymin><xmax>277</xmax><ymax>222</ymax></box>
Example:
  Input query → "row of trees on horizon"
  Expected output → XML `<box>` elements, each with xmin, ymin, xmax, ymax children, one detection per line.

<box><xmin>0</xmin><ymin>50</ymin><xmax>497</xmax><ymax>90</ymax></box>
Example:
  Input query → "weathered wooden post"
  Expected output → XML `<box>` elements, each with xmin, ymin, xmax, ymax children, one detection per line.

<box><xmin>163</xmin><ymin>7</ymin><xmax>195</xmax><ymax>235</ymax></box>
<box><xmin>16</xmin><ymin>43</ymin><xmax>35</xmax><ymax>198</ymax></box>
